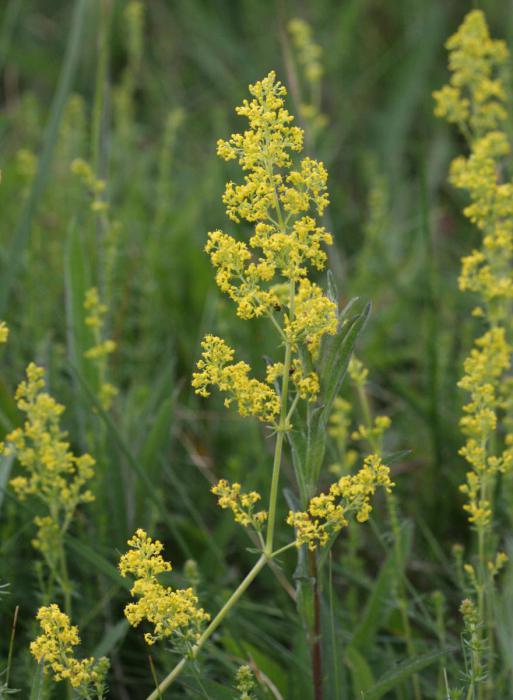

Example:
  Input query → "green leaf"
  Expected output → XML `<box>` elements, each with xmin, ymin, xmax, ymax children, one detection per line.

<box><xmin>65</xmin><ymin>220</ymin><xmax>93</xmax><ymax>387</ymax></box>
<box><xmin>0</xmin><ymin>0</ymin><xmax>89</xmax><ymax>315</ymax></box>
<box><xmin>92</xmin><ymin>619</ymin><xmax>130</xmax><ymax>659</ymax></box>
<box><xmin>363</xmin><ymin>649</ymin><xmax>451</xmax><ymax>699</ymax></box>
<box><xmin>29</xmin><ymin>661</ymin><xmax>45</xmax><ymax>700</ymax></box>
<box><xmin>65</xmin><ymin>534</ymin><xmax>130</xmax><ymax>590</ymax></box>
<box><xmin>345</xmin><ymin>645</ymin><xmax>375</xmax><ymax>698</ymax></box>
<box><xmin>349</xmin><ymin>521</ymin><xmax>413</xmax><ymax>653</ymax></box>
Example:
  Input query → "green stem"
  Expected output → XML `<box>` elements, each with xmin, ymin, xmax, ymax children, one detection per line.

<box><xmin>145</xmin><ymin>554</ymin><xmax>267</xmax><ymax>699</ymax></box>
<box><xmin>265</xmin><ymin>281</ymin><xmax>295</xmax><ymax>554</ymax></box>
<box><xmin>91</xmin><ymin>0</ymin><xmax>111</xmax><ymax>175</ymax></box>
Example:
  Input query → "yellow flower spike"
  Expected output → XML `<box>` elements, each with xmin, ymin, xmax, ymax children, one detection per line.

<box><xmin>1</xmin><ymin>363</ymin><xmax>96</xmax><ymax>553</ymax></box>
<box><xmin>31</xmin><ymin>604</ymin><xmax>109</xmax><ymax>694</ymax></box>
<box><xmin>83</xmin><ymin>287</ymin><xmax>118</xmax><ymax>410</ymax></box>
<box><xmin>287</xmin><ymin>454</ymin><xmax>393</xmax><ymax>550</ymax></box>
<box><xmin>209</xmin><ymin>70</ymin><xmax>335</xmax><ymax>358</ymax></box>
<box><xmin>435</xmin><ymin>10</ymin><xmax>513</xmax><ymax>535</ymax></box>
<box><xmin>212</xmin><ymin>479</ymin><xmax>267</xmax><ymax>529</ymax></box>
<box><xmin>192</xmin><ymin>335</ymin><xmax>280</xmax><ymax>422</ymax></box>
<box><xmin>119</xmin><ymin>530</ymin><xmax>210</xmax><ymax>649</ymax></box>
<box><xmin>0</xmin><ymin>321</ymin><xmax>9</xmax><ymax>343</ymax></box>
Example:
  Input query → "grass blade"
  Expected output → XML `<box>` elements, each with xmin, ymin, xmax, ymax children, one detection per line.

<box><xmin>0</xmin><ymin>0</ymin><xmax>88</xmax><ymax>315</ymax></box>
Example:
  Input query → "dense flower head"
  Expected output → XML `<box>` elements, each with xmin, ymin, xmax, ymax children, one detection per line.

<box><xmin>207</xmin><ymin>71</ymin><xmax>336</xmax><ymax>351</ymax></box>
<box><xmin>235</xmin><ymin>664</ymin><xmax>256</xmax><ymax>700</ymax></box>
<box><xmin>31</xmin><ymin>604</ymin><xmax>109</xmax><ymax>696</ymax></box>
<box><xmin>267</xmin><ymin>358</ymin><xmax>320</xmax><ymax>402</ymax></box>
<box><xmin>2</xmin><ymin>363</ymin><xmax>95</xmax><ymax>549</ymax></box>
<box><xmin>119</xmin><ymin>529</ymin><xmax>210</xmax><ymax>647</ymax></box>
<box><xmin>211</xmin><ymin>479</ymin><xmax>267</xmax><ymax>529</ymax></box>
<box><xmin>287</xmin><ymin>454</ymin><xmax>394</xmax><ymax>550</ymax></box>
<box><xmin>119</xmin><ymin>528</ymin><xmax>172</xmax><ymax>579</ymax></box>
<box><xmin>433</xmin><ymin>10</ymin><xmax>508</xmax><ymax>134</ymax></box>
<box><xmin>284</xmin><ymin>278</ymin><xmax>338</xmax><ymax>354</ymax></box>
<box><xmin>192</xmin><ymin>335</ymin><xmax>280</xmax><ymax>422</ymax></box>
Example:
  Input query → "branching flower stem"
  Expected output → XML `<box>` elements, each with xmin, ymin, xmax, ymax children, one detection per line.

<box><xmin>147</xmin><ymin>286</ymin><xmax>297</xmax><ymax>700</ymax></box>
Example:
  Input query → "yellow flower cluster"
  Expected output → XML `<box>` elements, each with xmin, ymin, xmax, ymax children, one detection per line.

<box><xmin>458</xmin><ymin>328</ymin><xmax>512</xmax><ymax>526</ymax></box>
<box><xmin>348</xmin><ymin>356</ymin><xmax>368</xmax><ymax>386</ymax></box>
<box><xmin>435</xmin><ymin>10</ymin><xmax>513</xmax><ymax>528</ymax></box>
<box><xmin>433</xmin><ymin>10</ymin><xmax>508</xmax><ymax>133</ymax></box>
<box><xmin>1</xmin><ymin>363</ymin><xmax>95</xmax><ymax>549</ymax></box>
<box><xmin>288</xmin><ymin>18</ymin><xmax>323</xmax><ymax>84</ymax></box>
<box><xmin>84</xmin><ymin>287</ymin><xmax>118</xmax><ymax>410</ymax></box>
<box><xmin>288</xmin><ymin>18</ymin><xmax>327</xmax><ymax>135</ymax></box>
<box><xmin>31</xmin><ymin>604</ymin><xmax>109</xmax><ymax>695</ymax></box>
<box><xmin>328</xmin><ymin>398</ymin><xmax>358</xmax><ymax>476</ymax></box>
<box><xmin>71</xmin><ymin>158</ymin><xmax>108</xmax><ymax>213</ymax></box>
<box><xmin>207</xmin><ymin>70</ymin><xmax>335</xmax><ymax>333</ymax></box>
<box><xmin>119</xmin><ymin>529</ymin><xmax>210</xmax><ymax>647</ymax></box>
<box><xmin>235</xmin><ymin>665</ymin><xmax>256</xmax><ymax>700</ymax></box>
<box><xmin>352</xmin><ymin>416</ymin><xmax>391</xmax><ymax>445</ymax></box>
<box><xmin>192</xmin><ymin>335</ymin><xmax>280</xmax><ymax>422</ymax></box>
<box><xmin>0</xmin><ymin>321</ymin><xmax>8</xmax><ymax>343</ymax></box>
<box><xmin>287</xmin><ymin>454</ymin><xmax>393</xmax><ymax>550</ymax></box>
<box><xmin>284</xmin><ymin>278</ymin><xmax>338</xmax><ymax>354</ymax></box>
<box><xmin>266</xmin><ymin>358</ymin><xmax>319</xmax><ymax>402</ymax></box>
<box><xmin>211</xmin><ymin>479</ymin><xmax>267</xmax><ymax>529</ymax></box>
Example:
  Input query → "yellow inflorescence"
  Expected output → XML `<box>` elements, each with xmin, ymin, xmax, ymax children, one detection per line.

<box><xmin>197</xmin><ymin>68</ymin><xmax>336</xmax><ymax>369</ymax></box>
<box><xmin>434</xmin><ymin>10</ymin><xmax>513</xmax><ymax>529</ymax></box>
<box><xmin>288</xmin><ymin>18</ymin><xmax>327</xmax><ymax>135</ymax></box>
<box><xmin>0</xmin><ymin>321</ymin><xmax>8</xmax><ymax>343</ymax></box>
<box><xmin>235</xmin><ymin>664</ymin><xmax>256</xmax><ymax>700</ymax></box>
<box><xmin>84</xmin><ymin>287</ymin><xmax>118</xmax><ymax>410</ymax></box>
<box><xmin>352</xmin><ymin>416</ymin><xmax>392</xmax><ymax>446</ymax></box>
<box><xmin>119</xmin><ymin>529</ymin><xmax>210</xmax><ymax>647</ymax></box>
<box><xmin>71</xmin><ymin>158</ymin><xmax>108</xmax><ymax>213</ymax></box>
<box><xmin>31</xmin><ymin>604</ymin><xmax>109</xmax><ymax>694</ymax></box>
<box><xmin>192</xmin><ymin>335</ymin><xmax>280</xmax><ymax>422</ymax></box>
<box><xmin>211</xmin><ymin>479</ymin><xmax>267</xmax><ymax>529</ymax></box>
<box><xmin>433</xmin><ymin>10</ymin><xmax>508</xmax><ymax>133</ymax></box>
<box><xmin>287</xmin><ymin>454</ymin><xmax>394</xmax><ymax>550</ymax></box>
<box><xmin>2</xmin><ymin>363</ymin><xmax>95</xmax><ymax>548</ymax></box>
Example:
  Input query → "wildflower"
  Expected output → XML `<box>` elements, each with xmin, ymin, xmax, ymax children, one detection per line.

<box><xmin>0</xmin><ymin>321</ymin><xmax>8</xmax><ymax>343</ymax></box>
<box><xmin>235</xmin><ymin>665</ymin><xmax>256</xmax><ymax>699</ymax></box>
<box><xmin>211</xmin><ymin>479</ymin><xmax>267</xmax><ymax>529</ymax></box>
<box><xmin>433</xmin><ymin>10</ymin><xmax>508</xmax><ymax>134</ymax></box>
<box><xmin>211</xmin><ymin>71</ymin><xmax>336</xmax><ymax>357</ymax></box>
<box><xmin>31</xmin><ymin>604</ymin><xmax>109</xmax><ymax>697</ymax></box>
<box><xmin>288</xmin><ymin>18</ymin><xmax>327</xmax><ymax>134</ymax></box>
<box><xmin>71</xmin><ymin>159</ymin><xmax>108</xmax><ymax>212</ymax></box>
<box><xmin>192</xmin><ymin>335</ymin><xmax>280</xmax><ymax>422</ymax></box>
<box><xmin>348</xmin><ymin>356</ymin><xmax>368</xmax><ymax>386</ymax></box>
<box><xmin>284</xmin><ymin>278</ymin><xmax>338</xmax><ymax>355</ymax></box>
<box><xmin>287</xmin><ymin>454</ymin><xmax>394</xmax><ymax>550</ymax></box>
<box><xmin>2</xmin><ymin>363</ymin><xmax>95</xmax><ymax>553</ymax></box>
<box><xmin>119</xmin><ymin>529</ymin><xmax>210</xmax><ymax>648</ymax></box>
<box><xmin>435</xmin><ymin>10</ymin><xmax>513</xmax><ymax>528</ymax></box>
<box><xmin>83</xmin><ymin>287</ymin><xmax>118</xmax><ymax>410</ymax></box>
<box><xmin>352</xmin><ymin>416</ymin><xmax>391</xmax><ymax>445</ymax></box>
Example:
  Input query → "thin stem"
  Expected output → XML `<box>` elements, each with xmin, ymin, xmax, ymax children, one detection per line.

<box><xmin>145</xmin><ymin>554</ymin><xmax>267</xmax><ymax>699</ymax></box>
<box><xmin>5</xmin><ymin>605</ymin><xmax>18</xmax><ymax>688</ymax></box>
<box><xmin>265</xmin><ymin>281</ymin><xmax>295</xmax><ymax>554</ymax></box>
